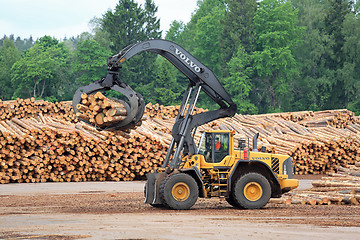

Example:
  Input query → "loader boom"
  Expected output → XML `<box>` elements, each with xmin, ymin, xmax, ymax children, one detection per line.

<box><xmin>73</xmin><ymin>39</ymin><xmax>237</xmax><ymax>168</ymax></box>
<box><xmin>107</xmin><ymin>39</ymin><xmax>235</xmax><ymax>109</ymax></box>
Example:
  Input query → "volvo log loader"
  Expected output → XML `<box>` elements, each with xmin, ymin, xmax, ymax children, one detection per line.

<box><xmin>72</xmin><ymin>39</ymin><xmax>298</xmax><ymax>210</ymax></box>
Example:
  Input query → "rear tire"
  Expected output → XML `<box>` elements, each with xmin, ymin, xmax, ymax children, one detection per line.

<box><xmin>232</xmin><ymin>172</ymin><xmax>271</xmax><ymax>209</ymax></box>
<box><xmin>160</xmin><ymin>173</ymin><xmax>198</xmax><ymax>210</ymax></box>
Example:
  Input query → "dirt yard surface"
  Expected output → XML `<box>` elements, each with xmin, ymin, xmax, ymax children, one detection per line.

<box><xmin>0</xmin><ymin>180</ymin><xmax>359</xmax><ymax>240</ymax></box>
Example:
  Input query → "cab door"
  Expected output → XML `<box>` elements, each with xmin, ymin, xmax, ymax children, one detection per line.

<box><xmin>198</xmin><ymin>132</ymin><xmax>230</xmax><ymax>165</ymax></box>
<box><xmin>213</xmin><ymin>133</ymin><xmax>229</xmax><ymax>163</ymax></box>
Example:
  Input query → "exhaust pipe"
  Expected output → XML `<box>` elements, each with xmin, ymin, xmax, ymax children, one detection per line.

<box><xmin>252</xmin><ymin>133</ymin><xmax>259</xmax><ymax>152</ymax></box>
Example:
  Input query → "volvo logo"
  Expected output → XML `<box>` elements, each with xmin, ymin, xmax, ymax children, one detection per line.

<box><xmin>175</xmin><ymin>48</ymin><xmax>201</xmax><ymax>73</ymax></box>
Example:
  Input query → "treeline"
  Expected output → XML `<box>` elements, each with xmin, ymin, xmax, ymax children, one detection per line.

<box><xmin>0</xmin><ymin>0</ymin><xmax>359</xmax><ymax>115</ymax></box>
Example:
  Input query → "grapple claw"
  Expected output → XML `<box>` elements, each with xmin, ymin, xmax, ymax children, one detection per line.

<box><xmin>72</xmin><ymin>73</ymin><xmax>144</xmax><ymax>131</ymax></box>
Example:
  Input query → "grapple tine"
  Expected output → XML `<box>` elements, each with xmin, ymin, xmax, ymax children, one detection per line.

<box><xmin>144</xmin><ymin>173</ymin><xmax>156</xmax><ymax>204</ymax></box>
<box><xmin>144</xmin><ymin>172</ymin><xmax>167</xmax><ymax>205</ymax></box>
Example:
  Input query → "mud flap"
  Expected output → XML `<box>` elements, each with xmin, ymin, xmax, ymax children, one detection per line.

<box><xmin>144</xmin><ymin>172</ymin><xmax>167</xmax><ymax>205</ymax></box>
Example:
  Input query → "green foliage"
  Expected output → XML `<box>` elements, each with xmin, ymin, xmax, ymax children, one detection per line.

<box><xmin>319</xmin><ymin>0</ymin><xmax>353</xmax><ymax>109</ymax></box>
<box><xmin>144</xmin><ymin>0</ymin><xmax>162</xmax><ymax>39</ymax></box>
<box><xmin>0</xmin><ymin>37</ymin><xmax>21</xmax><ymax>100</ymax></box>
<box><xmin>101</xmin><ymin>0</ymin><xmax>161</xmax><ymax>53</ymax></box>
<box><xmin>102</xmin><ymin>0</ymin><xmax>145</xmax><ymax>52</ymax></box>
<box><xmin>71</xmin><ymin>39</ymin><xmax>111</xmax><ymax>85</ymax></box>
<box><xmin>178</xmin><ymin>0</ymin><xmax>226</xmax><ymax>52</ymax></box>
<box><xmin>1</xmin><ymin>0</ymin><xmax>360</xmax><ymax>115</ymax></box>
<box><xmin>290</xmin><ymin>0</ymin><xmax>330</xmax><ymax>110</ymax></box>
<box><xmin>43</xmin><ymin>95</ymin><xmax>58</xmax><ymax>103</ymax></box>
<box><xmin>89</xmin><ymin>17</ymin><xmax>112</xmax><ymax>51</ymax></box>
<box><xmin>220</xmin><ymin>0</ymin><xmax>257</xmax><ymax>75</ymax></box>
<box><xmin>101</xmin><ymin>0</ymin><xmax>162</xmax><ymax>100</ymax></box>
<box><xmin>251</xmin><ymin>0</ymin><xmax>303</xmax><ymax>112</ymax></box>
<box><xmin>0</xmin><ymin>35</ymin><xmax>33</xmax><ymax>52</ymax></box>
<box><xmin>223</xmin><ymin>46</ymin><xmax>257</xmax><ymax>114</ymax></box>
<box><xmin>136</xmin><ymin>57</ymin><xmax>183</xmax><ymax>106</ymax></box>
<box><xmin>340</xmin><ymin>10</ymin><xmax>360</xmax><ymax>114</ymax></box>
<box><xmin>193</xmin><ymin>6</ymin><xmax>225</xmax><ymax>76</ymax></box>
<box><xmin>324</xmin><ymin>0</ymin><xmax>352</xmax><ymax>69</ymax></box>
<box><xmin>170</xmin><ymin>0</ymin><xmax>228</xmax><ymax>110</ymax></box>
<box><xmin>165</xmin><ymin>21</ymin><xmax>185</xmax><ymax>42</ymax></box>
<box><xmin>11</xmin><ymin>36</ymin><xmax>71</xmax><ymax>100</ymax></box>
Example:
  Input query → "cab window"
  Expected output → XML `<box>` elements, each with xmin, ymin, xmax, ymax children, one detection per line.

<box><xmin>198</xmin><ymin>132</ymin><xmax>229</xmax><ymax>163</ymax></box>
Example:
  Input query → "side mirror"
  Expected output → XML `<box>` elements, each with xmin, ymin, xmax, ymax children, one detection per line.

<box><xmin>261</xmin><ymin>146</ymin><xmax>267</xmax><ymax>153</ymax></box>
<box><xmin>238</xmin><ymin>139</ymin><xmax>246</xmax><ymax>150</ymax></box>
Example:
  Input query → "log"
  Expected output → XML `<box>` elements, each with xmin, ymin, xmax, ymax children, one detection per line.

<box><xmin>277</xmin><ymin>163</ymin><xmax>360</xmax><ymax>206</ymax></box>
<box><xmin>76</xmin><ymin>92</ymin><xmax>130</xmax><ymax>129</ymax></box>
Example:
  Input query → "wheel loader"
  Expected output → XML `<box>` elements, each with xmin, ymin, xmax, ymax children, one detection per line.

<box><xmin>72</xmin><ymin>39</ymin><xmax>298</xmax><ymax>210</ymax></box>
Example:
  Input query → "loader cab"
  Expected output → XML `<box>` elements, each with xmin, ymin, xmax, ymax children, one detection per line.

<box><xmin>198</xmin><ymin>131</ymin><xmax>231</xmax><ymax>163</ymax></box>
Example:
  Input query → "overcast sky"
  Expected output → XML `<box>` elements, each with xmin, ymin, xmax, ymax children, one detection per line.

<box><xmin>0</xmin><ymin>0</ymin><xmax>198</xmax><ymax>40</ymax></box>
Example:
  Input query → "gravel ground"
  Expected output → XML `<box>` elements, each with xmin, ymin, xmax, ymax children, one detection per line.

<box><xmin>0</xmin><ymin>180</ymin><xmax>359</xmax><ymax>239</ymax></box>
<box><xmin>0</xmin><ymin>178</ymin><xmax>313</xmax><ymax>196</ymax></box>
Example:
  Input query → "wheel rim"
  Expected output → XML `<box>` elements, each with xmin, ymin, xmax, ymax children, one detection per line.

<box><xmin>243</xmin><ymin>182</ymin><xmax>263</xmax><ymax>201</ymax></box>
<box><xmin>172</xmin><ymin>182</ymin><xmax>190</xmax><ymax>201</ymax></box>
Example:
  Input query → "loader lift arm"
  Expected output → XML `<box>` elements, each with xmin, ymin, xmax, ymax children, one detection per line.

<box><xmin>73</xmin><ymin>39</ymin><xmax>237</xmax><ymax>169</ymax></box>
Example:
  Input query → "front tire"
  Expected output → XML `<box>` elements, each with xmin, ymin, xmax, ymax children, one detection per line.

<box><xmin>160</xmin><ymin>173</ymin><xmax>199</xmax><ymax>210</ymax></box>
<box><xmin>232</xmin><ymin>172</ymin><xmax>271</xmax><ymax>209</ymax></box>
<box><xmin>225</xmin><ymin>194</ymin><xmax>242</xmax><ymax>208</ymax></box>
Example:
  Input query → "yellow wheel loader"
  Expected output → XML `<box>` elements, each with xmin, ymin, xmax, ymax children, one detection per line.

<box><xmin>145</xmin><ymin>129</ymin><xmax>298</xmax><ymax>210</ymax></box>
<box><xmin>73</xmin><ymin>39</ymin><xmax>298</xmax><ymax>210</ymax></box>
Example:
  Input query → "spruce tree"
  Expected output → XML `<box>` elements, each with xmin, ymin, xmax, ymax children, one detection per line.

<box><xmin>220</xmin><ymin>0</ymin><xmax>257</xmax><ymax>76</ymax></box>
<box><xmin>101</xmin><ymin>0</ymin><xmax>162</xmax><ymax>97</ymax></box>
<box><xmin>323</xmin><ymin>0</ymin><xmax>353</xmax><ymax>108</ymax></box>
<box><xmin>324</xmin><ymin>0</ymin><xmax>353</xmax><ymax>70</ymax></box>
<box><xmin>0</xmin><ymin>37</ymin><xmax>20</xmax><ymax>100</ymax></box>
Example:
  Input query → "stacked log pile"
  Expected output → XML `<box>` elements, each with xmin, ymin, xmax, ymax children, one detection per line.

<box><xmin>192</xmin><ymin>111</ymin><xmax>360</xmax><ymax>175</ymax></box>
<box><xmin>272</xmin><ymin>163</ymin><xmax>360</xmax><ymax>205</ymax></box>
<box><xmin>256</xmin><ymin>111</ymin><xmax>314</xmax><ymax>123</ymax></box>
<box><xmin>1</xmin><ymin>97</ymin><xmax>360</xmax><ymax>183</ymax></box>
<box><xmin>257</xmin><ymin>109</ymin><xmax>356</xmax><ymax>128</ymax></box>
<box><xmin>0</xmin><ymin>116</ymin><xmax>168</xmax><ymax>183</ymax></box>
<box><xmin>145</xmin><ymin>102</ymin><xmax>207</xmax><ymax>119</ymax></box>
<box><xmin>0</xmin><ymin>98</ymin><xmax>77</xmax><ymax>123</ymax></box>
<box><xmin>298</xmin><ymin>109</ymin><xmax>356</xmax><ymax>128</ymax></box>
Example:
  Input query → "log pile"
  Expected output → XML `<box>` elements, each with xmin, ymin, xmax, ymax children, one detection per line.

<box><xmin>273</xmin><ymin>163</ymin><xmax>360</xmax><ymax>205</ymax></box>
<box><xmin>0</xmin><ymin>116</ymin><xmax>168</xmax><ymax>184</ymax></box>
<box><xmin>145</xmin><ymin>102</ymin><xmax>207</xmax><ymax>119</ymax></box>
<box><xmin>298</xmin><ymin>109</ymin><xmax>355</xmax><ymax>128</ymax></box>
<box><xmin>256</xmin><ymin>111</ymin><xmax>314</xmax><ymax>123</ymax></box>
<box><xmin>195</xmin><ymin>112</ymin><xmax>360</xmax><ymax>175</ymax></box>
<box><xmin>1</xmin><ymin>97</ymin><xmax>360</xmax><ymax>183</ymax></box>
<box><xmin>291</xmin><ymin>133</ymin><xmax>360</xmax><ymax>175</ymax></box>
<box><xmin>0</xmin><ymin>98</ymin><xmax>77</xmax><ymax>123</ymax></box>
<box><xmin>75</xmin><ymin>92</ymin><xmax>129</xmax><ymax>128</ymax></box>
<box><xmin>257</xmin><ymin>109</ymin><xmax>356</xmax><ymax>128</ymax></box>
